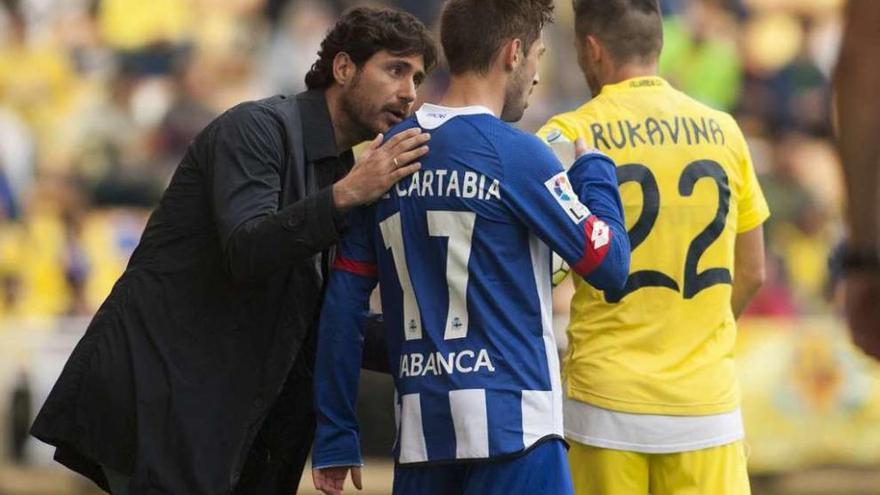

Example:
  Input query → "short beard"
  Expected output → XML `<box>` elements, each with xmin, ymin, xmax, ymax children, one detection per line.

<box><xmin>339</xmin><ymin>72</ymin><xmax>380</xmax><ymax>143</ymax></box>
<box><xmin>501</xmin><ymin>66</ymin><xmax>530</xmax><ymax>122</ymax></box>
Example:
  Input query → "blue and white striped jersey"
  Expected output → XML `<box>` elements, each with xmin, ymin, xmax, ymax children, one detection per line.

<box><xmin>312</xmin><ymin>104</ymin><xmax>629</xmax><ymax>468</ymax></box>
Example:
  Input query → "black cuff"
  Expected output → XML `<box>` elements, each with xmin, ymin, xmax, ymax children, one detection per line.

<box><xmin>279</xmin><ymin>186</ymin><xmax>343</xmax><ymax>251</ymax></box>
<box><xmin>331</xmin><ymin>204</ymin><xmax>350</xmax><ymax>235</ymax></box>
<box><xmin>310</xmin><ymin>185</ymin><xmax>347</xmax><ymax>243</ymax></box>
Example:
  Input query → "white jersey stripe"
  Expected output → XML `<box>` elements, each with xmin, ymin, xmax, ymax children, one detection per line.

<box><xmin>399</xmin><ymin>394</ymin><xmax>428</xmax><ymax>463</ymax></box>
<box><xmin>523</xmin><ymin>235</ymin><xmax>565</xmax><ymax>447</ymax></box>
<box><xmin>522</xmin><ymin>390</ymin><xmax>556</xmax><ymax>446</ymax></box>
<box><xmin>449</xmin><ymin>389</ymin><xmax>490</xmax><ymax>459</ymax></box>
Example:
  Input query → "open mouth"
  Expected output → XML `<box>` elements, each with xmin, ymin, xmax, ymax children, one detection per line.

<box><xmin>385</xmin><ymin>109</ymin><xmax>406</xmax><ymax>123</ymax></box>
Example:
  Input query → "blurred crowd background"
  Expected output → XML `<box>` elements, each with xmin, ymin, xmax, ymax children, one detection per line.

<box><xmin>0</xmin><ymin>0</ymin><xmax>848</xmax><ymax>322</ymax></box>
<box><xmin>1</xmin><ymin>0</ymin><xmax>878</xmax><ymax>493</ymax></box>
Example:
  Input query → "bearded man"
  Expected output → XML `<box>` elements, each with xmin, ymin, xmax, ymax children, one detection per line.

<box><xmin>31</xmin><ymin>7</ymin><xmax>436</xmax><ymax>495</ymax></box>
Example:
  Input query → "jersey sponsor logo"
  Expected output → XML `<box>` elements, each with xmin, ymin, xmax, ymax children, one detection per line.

<box><xmin>394</xmin><ymin>169</ymin><xmax>501</xmax><ymax>201</ymax></box>
<box><xmin>590</xmin><ymin>219</ymin><xmax>610</xmax><ymax>249</ymax></box>
<box><xmin>573</xmin><ymin>215</ymin><xmax>612</xmax><ymax>276</ymax></box>
<box><xmin>544</xmin><ymin>171</ymin><xmax>591</xmax><ymax>224</ymax></box>
<box><xmin>399</xmin><ymin>348</ymin><xmax>496</xmax><ymax>378</ymax></box>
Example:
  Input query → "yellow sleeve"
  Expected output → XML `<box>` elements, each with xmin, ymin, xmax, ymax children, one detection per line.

<box><xmin>728</xmin><ymin>117</ymin><xmax>770</xmax><ymax>232</ymax></box>
<box><xmin>536</xmin><ymin>114</ymin><xmax>579</xmax><ymax>145</ymax></box>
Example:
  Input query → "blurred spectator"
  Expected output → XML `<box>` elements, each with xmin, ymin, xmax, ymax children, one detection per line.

<box><xmin>7</xmin><ymin>368</ymin><xmax>32</xmax><ymax>464</ymax></box>
<box><xmin>760</xmin><ymin>133</ymin><xmax>822</xmax><ymax>238</ymax></box>
<box><xmin>740</xmin><ymin>14</ymin><xmax>831</xmax><ymax>136</ymax></box>
<box><xmin>759</xmin><ymin>132</ymin><xmax>838</xmax><ymax>312</ymax></box>
<box><xmin>0</xmin><ymin>220</ymin><xmax>25</xmax><ymax>316</ymax></box>
<box><xmin>153</xmin><ymin>54</ymin><xmax>217</xmax><ymax>170</ymax></box>
<box><xmin>745</xmin><ymin>254</ymin><xmax>799</xmax><ymax>317</ymax></box>
<box><xmin>660</xmin><ymin>0</ymin><xmax>743</xmax><ymax>111</ymax></box>
<box><xmin>98</xmin><ymin>0</ymin><xmax>193</xmax><ymax>72</ymax></box>
<box><xmin>0</xmin><ymin>107</ymin><xmax>34</xmax><ymax>217</ymax></box>
<box><xmin>60</xmin><ymin>208</ymin><xmax>90</xmax><ymax>316</ymax></box>
<box><xmin>0</xmin><ymin>0</ymin><xmax>81</xmax><ymax>162</ymax></box>
<box><xmin>258</xmin><ymin>0</ymin><xmax>336</xmax><ymax>96</ymax></box>
<box><xmin>68</xmin><ymin>64</ymin><xmax>164</xmax><ymax>207</ymax></box>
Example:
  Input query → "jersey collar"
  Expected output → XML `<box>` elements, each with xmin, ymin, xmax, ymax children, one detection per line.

<box><xmin>600</xmin><ymin>76</ymin><xmax>668</xmax><ymax>96</ymax></box>
<box><xmin>415</xmin><ymin>103</ymin><xmax>495</xmax><ymax>130</ymax></box>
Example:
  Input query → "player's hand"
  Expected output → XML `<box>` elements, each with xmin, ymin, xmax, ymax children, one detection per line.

<box><xmin>312</xmin><ymin>466</ymin><xmax>363</xmax><ymax>495</ymax></box>
<box><xmin>333</xmin><ymin>129</ymin><xmax>429</xmax><ymax>211</ymax></box>
<box><xmin>845</xmin><ymin>271</ymin><xmax>880</xmax><ymax>360</ymax></box>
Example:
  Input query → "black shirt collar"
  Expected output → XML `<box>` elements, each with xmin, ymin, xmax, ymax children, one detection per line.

<box><xmin>296</xmin><ymin>89</ymin><xmax>344</xmax><ymax>163</ymax></box>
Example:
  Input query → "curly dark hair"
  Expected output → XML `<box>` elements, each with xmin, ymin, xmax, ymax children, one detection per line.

<box><xmin>305</xmin><ymin>6</ymin><xmax>438</xmax><ymax>90</ymax></box>
<box><xmin>440</xmin><ymin>0</ymin><xmax>554</xmax><ymax>75</ymax></box>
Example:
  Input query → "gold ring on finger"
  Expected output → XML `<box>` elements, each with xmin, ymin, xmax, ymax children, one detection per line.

<box><xmin>393</xmin><ymin>157</ymin><xmax>400</xmax><ymax>167</ymax></box>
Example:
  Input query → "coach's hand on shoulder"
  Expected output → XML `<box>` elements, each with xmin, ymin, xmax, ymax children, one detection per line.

<box><xmin>333</xmin><ymin>129</ymin><xmax>429</xmax><ymax>212</ymax></box>
<box><xmin>312</xmin><ymin>465</ymin><xmax>363</xmax><ymax>495</ymax></box>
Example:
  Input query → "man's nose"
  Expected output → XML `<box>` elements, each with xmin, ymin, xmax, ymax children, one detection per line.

<box><xmin>399</xmin><ymin>78</ymin><xmax>417</xmax><ymax>103</ymax></box>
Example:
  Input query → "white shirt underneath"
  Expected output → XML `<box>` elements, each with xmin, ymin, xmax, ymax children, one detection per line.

<box><xmin>563</xmin><ymin>398</ymin><xmax>744</xmax><ymax>454</ymax></box>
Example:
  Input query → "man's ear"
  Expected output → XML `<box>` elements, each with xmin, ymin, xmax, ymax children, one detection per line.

<box><xmin>586</xmin><ymin>35</ymin><xmax>603</xmax><ymax>65</ymax></box>
<box><xmin>501</xmin><ymin>38</ymin><xmax>524</xmax><ymax>72</ymax></box>
<box><xmin>332</xmin><ymin>52</ymin><xmax>356</xmax><ymax>86</ymax></box>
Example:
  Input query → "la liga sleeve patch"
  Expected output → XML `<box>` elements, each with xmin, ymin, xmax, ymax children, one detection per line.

<box><xmin>544</xmin><ymin>171</ymin><xmax>592</xmax><ymax>224</ymax></box>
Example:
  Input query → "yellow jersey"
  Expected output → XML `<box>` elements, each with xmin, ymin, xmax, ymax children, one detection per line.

<box><xmin>538</xmin><ymin>77</ymin><xmax>769</xmax><ymax>415</ymax></box>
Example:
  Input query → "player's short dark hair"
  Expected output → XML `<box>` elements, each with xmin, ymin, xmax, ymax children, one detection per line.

<box><xmin>440</xmin><ymin>0</ymin><xmax>554</xmax><ymax>75</ymax></box>
<box><xmin>305</xmin><ymin>6</ymin><xmax>438</xmax><ymax>90</ymax></box>
<box><xmin>572</xmin><ymin>0</ymin><xmax>663</xmax><ymax>64</ymax></box>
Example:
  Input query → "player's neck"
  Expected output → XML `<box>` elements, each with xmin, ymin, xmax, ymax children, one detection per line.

<box><xmin>598</xmin><ymin>62</ymin><xmax>658</xmax><ymax>91</ymax></box>
<box><xmin>438</xmin><ymin>74</ymin><xmax>505</xmax><ymax>118</ymax></box>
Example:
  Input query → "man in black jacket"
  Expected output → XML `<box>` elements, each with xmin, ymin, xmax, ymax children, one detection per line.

<box><xmin>30</xmin><ymin>7</ymin><xmax>436</xmax><ymax>495</ymax></box>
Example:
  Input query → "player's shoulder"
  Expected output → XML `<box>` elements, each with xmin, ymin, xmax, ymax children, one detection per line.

<box><xmin>539</xmin><ymin>101</ymin><xmax>603</xmax><ymax>144</ymax></box>
<box><xmin>386</xmin><ymin>116</ymin><xmax>421</xmax><ymax>139</ymax></box>
<box><xmin>216</xmin><ymin>98</ymin><xmax>286</xmax><ymax>130</ymax></box>
<box><xmin>668</xmin><ymin>86</ymin><xmax>741</xmax><ymax>130</ymax></box>
<box><xmin>444</xmin><ymin>114</ymin><xmax>550</xmax><ymax>160</ymax></box>
<box><xmin>501</xmin><ymin>124</ymin><xmax>558</xmax><ymax>159</ymax></box>
<box><xmin>664</xmin><ymin>85</ymin><xmax>748</xmax><ymax>150</ymax></box>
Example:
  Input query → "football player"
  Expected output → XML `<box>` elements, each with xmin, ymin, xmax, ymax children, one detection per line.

<box><xmin>311</xmin><ymin>1</ymin><xmax>630</xmax><ymax>494</ymax></box>
<box><xmin>538</xmin><ymin>1</ymin><xmax>769</xmax><ymax>493</ymax></box>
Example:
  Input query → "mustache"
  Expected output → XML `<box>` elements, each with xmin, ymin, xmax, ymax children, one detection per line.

<box><xmin>382</xmin><ymin>104</ymin><xmax>411</xmax><ymax>118</ymax></box>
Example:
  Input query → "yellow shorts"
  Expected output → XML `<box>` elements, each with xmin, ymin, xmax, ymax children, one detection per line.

<box><xmin>567</xmin><ymin>440</ymin><xmax>750</xmax><ymax>495</ymax></box>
